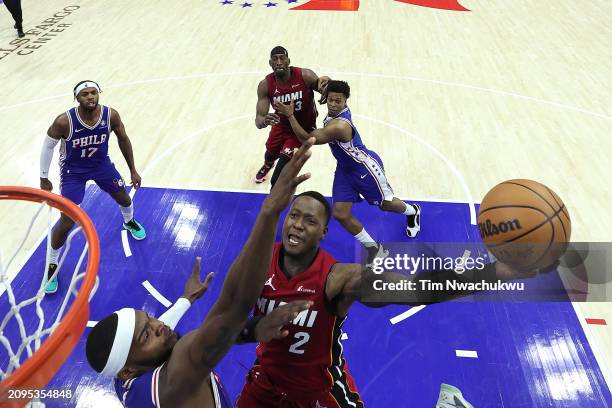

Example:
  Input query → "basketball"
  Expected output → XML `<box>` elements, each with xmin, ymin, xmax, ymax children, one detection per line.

<box><xmin>478</xmin><ymin>179</ymin><xmax>571</xmax><ymax>270</ymax></box>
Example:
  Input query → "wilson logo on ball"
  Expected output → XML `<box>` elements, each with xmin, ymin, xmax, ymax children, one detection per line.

<box><xmin>478</xmin><ymin>219</ymin><xmax>523</xmax><ymax>238</ymax></box>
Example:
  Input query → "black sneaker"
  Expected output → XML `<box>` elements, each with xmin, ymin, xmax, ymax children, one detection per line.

<box><xmin>17</xmin><ymin>29</ymin><xmax>25</xmax><ymax>38</ymax></box>
<box><xmin>254</xmin><ymin>162</ymin><xmax>274</xmax><ymax>184</ymax></box>
<box><xmin>366</xmin><ymin>243</ymin><xmax>389</xmax><ymax>266</ymax></box>
<box><xmin>406</xmin><ymin>203</ymin><xmax>421</xmax><ymax>238</ymax></box>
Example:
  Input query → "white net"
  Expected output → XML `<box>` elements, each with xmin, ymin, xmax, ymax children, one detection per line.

<box><xmin>0</xmin><ymin>197</ymin><xmax>99</xmax><ymax>405</ymax></box>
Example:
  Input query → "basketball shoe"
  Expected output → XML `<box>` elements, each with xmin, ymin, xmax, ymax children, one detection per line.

<box><xmin>436</xmin><ymin>383</ymin><xmax>474</xmax><ymax>408</ymax></box>
<box><xmin>44</xmin><ymin>263</ymin><xmax>58</xmax><ymax>294</ymax></box>
<box><xmin>366</xmin><ymin>243</ymin><xmax>389</xmax><ymax>267</ymax></box>
<box><xmin>123</xmin><ymin>219</ymin><xmax>146</xmax><ymax>240</ymax></box>
<box><xmin>406</xmin><ymin>203</ymin><xmax>421</xmax><ymax>238</ymax></box>
<box><xmin>254</xmin><ymin>162</ymin><xmax>274</xmax><ymax>183</ymax></box>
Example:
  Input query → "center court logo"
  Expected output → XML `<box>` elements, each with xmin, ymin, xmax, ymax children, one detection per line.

<box><xmin>218</xmin><ymin>0</ymin><xmax>471</xmax><ymax>12</ymax></box>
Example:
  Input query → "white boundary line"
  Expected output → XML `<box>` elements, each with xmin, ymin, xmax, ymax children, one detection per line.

<box><xmin>121</xmin><ymin>230</ymin><xmax>132</xmax><ymax>258</ymax></box>
<box><xmin>571</xmin><ymin>302</ymin><xmax>612</xmax><ymax>391</ymax></box>
<box><xmin>389</xmin><ymin>305</ymin><xmax>427</xmax><ymax>324</ymax></box>
<box><xmin>140</xmin><ymin>182</ymin><xmax>475</xmax><ymax>204</ymax></box>
<box><xmin>141</xmin><ymin>280</ymin><xmax>172</xmax><ymax>307</ymax></box>
<box><xmin>455</xmin><ymin>349</ymin><xmax>478</xmax><ymax>358</ymax></box>
<box><xmin>356</xmin><ymin>114</ymin><xmax>477</xmax><ymax>225</ymax></box>
<box><xmin>1</xmin><ymin>70</ymin><xmax>609</xmax><ymax>120</ymax></box>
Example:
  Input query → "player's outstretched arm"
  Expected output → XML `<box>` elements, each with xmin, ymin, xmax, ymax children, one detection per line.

<box><xmin>40</xmin><ymin>114</ymin><xmax>66</xmax><ymax>191</ymax></box>
<box><xmin>256</xmin><ymin>80</ymin><xmax>280</xmax><ymax>129</ymax></box>
<box><xmin>325</xmin><ymin>262</ymin><xmax>543</xmax><ymax>316</ymax></box>
<box><xmin>110</xmin><ymin>108</ymin><xmax>141</xmax><ymax>189</ymax></box>
<box><xmin>163</xmin><ymin>138</ymin><xmax>315</xmax><ymax>391</ymax></box>
<box><xmin>273</xmin><ymin>100</ymin><xmax>350</xmax><ymax>145</ymax></box>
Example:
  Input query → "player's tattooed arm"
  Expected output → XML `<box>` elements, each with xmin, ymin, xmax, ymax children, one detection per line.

<box><xmin>256</xmin><ymin>79</ymin><xmax>280</xmax><ymax>128</ymax></box>
<box><xmin>110</xmin><ymin>108</ymin><xmax>141</xmax><ymax>188</ymax></box>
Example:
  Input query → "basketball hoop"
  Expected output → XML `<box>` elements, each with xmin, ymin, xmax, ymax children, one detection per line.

<box><xmin>0</xmin><ymin>186</ymin><xmax>99</xmax><ymax>407</ymax></box>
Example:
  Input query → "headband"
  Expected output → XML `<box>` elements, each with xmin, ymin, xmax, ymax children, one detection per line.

<box><xmin>100</xmin><ymin>308</ymin><xmax>136</xmax><ymax>377</ymax></box>
<box><xmin>74</xmin><ymin>81</ymin><xmax>100</xmax><ymax>97</ymax></box>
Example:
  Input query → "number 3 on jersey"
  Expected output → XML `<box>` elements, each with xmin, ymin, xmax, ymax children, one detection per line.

<box><xmin>81</xmin><ymin>147</ymin><xmax>98</xmax><ymax>158</ymax></box>
<box><xmin>289</xmin><ymin>332</ymin><xmax>310</xmax><ymax>354</ymax></box>
<box><xmin>295</xmin><ymin>100</ymin><xmax>302</xmax><ymax>111</ymax></box>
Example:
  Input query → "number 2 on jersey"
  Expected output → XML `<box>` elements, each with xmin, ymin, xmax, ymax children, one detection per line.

<box><xmin>81</xmin><ymin>147</ymin><xmax>98</xmax><ymax>158</ymax></box>
<box><xmin>289</xmin><ymin>332</ymin><xmax>310</xmax><ymax>354</ymax></box>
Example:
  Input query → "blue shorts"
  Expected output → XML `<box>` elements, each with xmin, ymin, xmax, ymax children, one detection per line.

<box><xmin>60</xmin><ymin>161</ymin><xmax>125</xmax><ymax>205</ymax></box>
<box><xmin>332</xmin><ymin>151</ymin><xmax>395</xmax><ymax>206</ymax></box>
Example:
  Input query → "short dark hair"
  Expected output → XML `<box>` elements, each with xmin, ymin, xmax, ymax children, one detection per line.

<box><xmin>294</xmin><ymin>191</ymin><xmax>331</xmax><ymax>225</ymax></box>
<box><xmin>85</xmin><ymin>313</ymin><xmax>118</xmax><ymax>373</ymax></box>
<box><xmin>326</xmin><ymin>80</ymin><xmax>350</xmax><ymax>99</ymax></box>
<box><xmin>270</xmin><ymin>46</ymin><xmax>288</xmax><ymax>58</ymax></box>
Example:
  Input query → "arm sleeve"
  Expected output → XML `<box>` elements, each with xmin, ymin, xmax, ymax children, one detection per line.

<box><xmin>40</xmin><ymin>135</ymin><xmax>59</xmax><ymax>178</ymax></box>
<box><xmin>158</xmin><ymin>297</ymin><xmax>191</xmax><ymax>330</ymax></box>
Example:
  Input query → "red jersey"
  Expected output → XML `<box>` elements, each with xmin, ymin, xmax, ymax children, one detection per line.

<box><xmin>254</xmin><ymin>243</ymin><xmax>347</xmax><ymax>394</ymax></box>
<box><xmin>266</xmin><ymin>66</ymin><xmax>317</xmax><ymax>132</ymax></box>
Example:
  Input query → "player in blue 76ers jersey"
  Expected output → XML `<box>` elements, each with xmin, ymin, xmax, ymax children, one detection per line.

<box><xmin>274</xmin><ymin>80</ymin><xmax>421</xmax><ymax>262</ymax></box>
<box><xmin>39</xmin><ymin>80</ymin><xmax>146</xmax><ymax>294</ymax></box>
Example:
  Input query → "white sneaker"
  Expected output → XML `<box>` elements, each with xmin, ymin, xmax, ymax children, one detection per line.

<box><xmin>406</xmin><ymin>203</ymin><xmax>421</xmax><ymax>238</ymax></box>
<box><xmin>436</xmin><ymin>383</ymin><xmax>474</xmax><ymax>408</ymax></box>
<box><xmin>366</xmin><ymin>243</ymin><xmax>389</xmax><ymax>266</ymax></box>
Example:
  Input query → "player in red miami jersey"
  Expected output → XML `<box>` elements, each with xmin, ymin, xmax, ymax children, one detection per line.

<box><xmin>236</xmin><ymin>192</ymin><xmax>540</xmax><ymax>407</ymax></box>
<box><xmin>254</xmin><ymin>46</ymin><xmax>330</xmax><ymax>186</ymax></box>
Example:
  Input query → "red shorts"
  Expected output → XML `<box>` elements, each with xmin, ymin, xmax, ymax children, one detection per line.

<box><xmin>236</xmin><ymin>364</ymin><xmax>363</xmax><ymax>408</ymax></box>
<box><xmin>265</xmin><ymin>125</ymin><xmax>302</xmax><ymax>158</ymax></box>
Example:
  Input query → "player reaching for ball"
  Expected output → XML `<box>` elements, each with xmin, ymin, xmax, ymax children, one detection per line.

<box><xmin>235</xmin><ymin>189</ymin><xmax>542</xmax><ymax>408</ymax></box>
<box><xmin>86</xmin><ymin>138</ymin><xmax>317</xmax><ymax>408</ymax></box>
<box><xmin>273</xmin><ymin>80</ymin><xmax>420</xmax><ymax>263</ymax></box>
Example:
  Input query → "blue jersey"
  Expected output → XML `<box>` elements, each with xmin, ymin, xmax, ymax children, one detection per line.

<box><xmin>324</xmin><ymin>107</ymin><xmax>377</xmax><ymax>171</ymax></box>
<box><xmin>114</xmin><ymin>365</ymin><xmax>232</xmax><ymax>408</ymax></box>
<box><xmin>325</xmin><ymin>107</ymin><xmax>396</xmax><ymax>206</ymax></box>
<box><xmin>60</xmin><ymin>105</ymin><xmax>112</xmax><ymax>174</ymax></box>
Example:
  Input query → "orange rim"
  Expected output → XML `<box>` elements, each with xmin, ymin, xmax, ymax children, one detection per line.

<box><xmin>0</xmin><ymin>186</ymin><xmax>99</xmax><ymax>406</ymax></box>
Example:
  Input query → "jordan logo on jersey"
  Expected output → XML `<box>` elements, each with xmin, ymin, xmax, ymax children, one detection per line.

<box><xmin>272</xmin><ymin>91</ymin><xmax>303</xmax><ymax>104</ymax></box>
<box><xmin>72</xmin><ymin>134</ymin><xmax>107</xmax><ymax>148</ymax></box>
<box><xmin>257</xmin><ymin>297</ymin><xmax>319</xmax><ymax>328</ymax></box>
<box><xmin>264</xmin><ymin>277</ymin><xmax>276</xmax><ymax>291</ymax></box>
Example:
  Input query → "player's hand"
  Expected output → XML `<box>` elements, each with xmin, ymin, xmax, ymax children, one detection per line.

<box><xmin>40</xmin><ymin>178</ymin><xmax>53</xmax><ymax>192</ymax></box>
<box><xmin>263</xmin><ymin>112</ymin><xmax>281</xmax><ymax>126</ymax></box>
<box><xmin>273</xmin><ymin>100</ymin><xmax>295</xmax><ymax>117</ymax></box>
<box><xmin>255</xmin><ymin>301</ymin><xmax>313</xmax><ymax>342</ymax></box>
<box><xmin>317</xmin><ymin>76</ymin><xmax>330</xmax><ymax>98</ymax></box>
<box><xmin>264</xmin><ymin>137</ymin><xmax>314</xmax><ymax>214</ymax></box>
<box><xmin>182</xmin><ymin>257</ymin><xmax>214</xmax><ymax>304</ymax></box>
<box><xmin>130</xmin><ymin>170</ymin><xmax>142</xmax><ymax>189</ymax></box>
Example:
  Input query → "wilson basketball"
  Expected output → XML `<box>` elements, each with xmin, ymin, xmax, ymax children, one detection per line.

<box><xmin>478</xmin><ymin>179</ymin><xmax>571</xmax><ymax>270</ymax></box>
